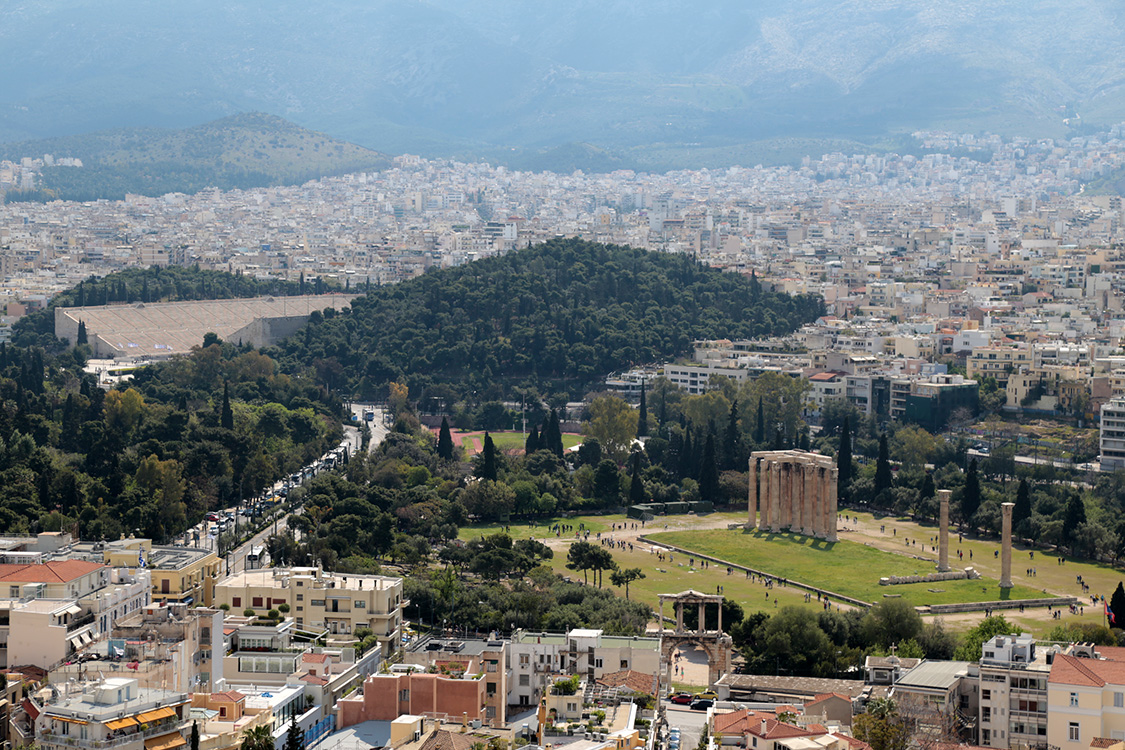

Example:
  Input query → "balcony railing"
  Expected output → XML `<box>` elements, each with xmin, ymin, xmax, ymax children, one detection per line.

<box><xmin>40</xmin><ymin>721</ymin><xmax>185</xmax><ymax>750</ymax></box>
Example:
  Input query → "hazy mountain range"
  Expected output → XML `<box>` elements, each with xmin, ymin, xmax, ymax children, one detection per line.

<box><xmin>2</xmin><ymin>1</ymin><xmax>1124</xmax><ymax>167</ymax></box>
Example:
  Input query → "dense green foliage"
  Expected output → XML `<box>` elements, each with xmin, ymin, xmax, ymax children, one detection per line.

<box><xmin>0</xmin><ymin>341</ymin><xmax>339</xmax><ymax>540</ymax></box>
<box><xmin>273</xmin><ymin>238</ymin><xmax>824</xmax><ymax>401</ymax></box>
<box><xmin>1</xmin><ymin>113</ymin><xmax>390</xmax><ymax>202</ymax></box>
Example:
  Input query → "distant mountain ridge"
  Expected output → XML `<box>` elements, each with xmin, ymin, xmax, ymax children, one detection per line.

<box><xmin>1</xmin><ymin>1</ymin><xmax>1124</xmax><ymax>165</ymax></box>
<box><xmin>0</xmin><ymin>113</ymin><xmax>390</xmax><ymax>201</ymax></box>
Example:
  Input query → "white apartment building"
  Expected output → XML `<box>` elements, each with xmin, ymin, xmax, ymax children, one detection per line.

<box><xmin>977</xmin><ymin>633</ymin><xmax>1050</xmax><ymax>749</ymax></box>
<box><xmin>1101</xmin><ymin>397</ymin><xmax>1125</xmax><ymax>471</ymax></box>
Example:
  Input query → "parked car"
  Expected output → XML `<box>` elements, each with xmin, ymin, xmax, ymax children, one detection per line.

<box><xmin>668</xmin><ymin>693</ymin><xmax>693</xmax><ymax>705</ymax></box>
<box><xmin>689</xmin><ymin>699</ymin><xmax>713</xmax><ymax>711</ymax></box>
<box><xmin>696</xmin><ymin>690</ymin><xmax>718</xmax><ymax>700</ymax></box>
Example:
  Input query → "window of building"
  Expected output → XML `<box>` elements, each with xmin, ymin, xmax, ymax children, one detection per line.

<box><xmin>519</xmin><ymin>675</ymin><xmax>529</xmax><ymax>686</ymax></box>
<box><xmin>1071</xmin><ymin>692</ymin><xmax>1079</xmax><ymax>707</ymax></box>
<box><xmin>311</xmin><ymin>599</ymin><xmax>325</xmax><ymax>607</ymax></box>
<box><xmin>1116</xmin><ymin>692</ymin><xmax>1123</xmax><ymax>708</ymax></box>
<box><xmin>982</xmin><ymin>708</ymin><xmax>991</xmax><ymax>721</ymax></box>
<box><xmin>982</xmin><ymin>689</ymin><xmax>991</xmax><ymax>700</ymax></box>
<box><xmin>486</xmin><ymin>682</ymin><xmax>496</xmax><ymax>695</ymax></box>
<box><xmin>399</xmin><ymin>689</ymin><xmax>409</xmax><ymax>701</ymax></box>
<box><xmin>232</xmin><ymin>597</ymin><xmax>241</xmax><ymax>608</ymax></box>
<box><xmin>595</xmin><ymin>658</ymin><xmax>603</xmax><ymax>668</ymax></box>
<box><xmin>981</xmin><ymin>729</ymin><xmax>989</xmax><ymax>744</ymax></box>
<box><xmin>297</xmin><ymin>594</ymin><xmax>303</xmax><ymax>601</ymax></box>
<box><xmin>620</xmin><ymin>660</ymin><xmax>628</xmax><ymax>669</ymax></box>
<box><xmin>520</xmin><ymin>655</ymin><xmax>529</xmax><ymax>666</ymax></box>
<box><xmin>1069</xmin><ymin>722</ymin><xmax>1080</xmax><ymax>742</ymax></box>
<box><xmin>8</xmin><ymin>587</ymin><xmax>18</xmax><ymax>597</ymax></box>
<box><xmin>252</xmin><ymin>597</ymin><xmax>263</xmax><ymax>608</ymax></box>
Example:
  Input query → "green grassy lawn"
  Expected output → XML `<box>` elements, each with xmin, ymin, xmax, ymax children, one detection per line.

<box><xmin>455</xmin><ymin>431</ymin><xmax>583</xmax><ymax>452</ymax></box>
<box><xmin>649</xmin><ymin>528</ymin><xmax>1047</xmax><ymax>606</ymax></box>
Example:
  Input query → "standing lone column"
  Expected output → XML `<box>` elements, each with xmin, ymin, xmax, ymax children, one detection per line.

<box><xmin>825</xmin><ymin>467</ymin><xmax>839</xmax><ymax>542</ymax></box>
<box><xmin>748</xmin><ymin>458</ymin><xmax>758</xmax><ymax>529</ymax></box>
<box><xmin>1000</xmin><ymin>502</ymin><xmax>1014</xmax><ymax>589</ymax></box>
<box><xmin>937</xmin><ymin>489</ymin><xmax>952</xmax><ymax>572</ymax></box>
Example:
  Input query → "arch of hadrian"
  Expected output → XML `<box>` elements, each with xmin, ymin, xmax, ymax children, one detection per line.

<box><xmin>748</xmin><ymin>450</ymin><xmax>838</xmax><ymax>541</ymax></box>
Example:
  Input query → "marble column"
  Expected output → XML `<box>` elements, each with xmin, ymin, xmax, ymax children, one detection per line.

<box><xmin>759</xmin><ymin>461</ymin><xmax>771</xmax><ymax>530</ymax></box>
<box><xmin>770</xmin><ymin>461</ymin><xmax>782</xmax><ymax>533</ymax></box>
<box><xmin>825</xmin><ymin>467</ymin><xmax>839</xmax><ymax>542</ymax></box>
<box><xmin>1000</xmin><ymin>502</ymin><xmax>1014</xmax><ymax>589</ymax></box>
<box><xmin>697</xmin><ymin>601</ymin><xmax>705</xmax><ymax>633</ymax></box>
<box><xmin>659</xmin><ymin>599</ymin><xmax>665</xmax><ymax>630</ymax></box>
<box><xmin>780</xmin><ymin>463</ymin><xmax>792</xmax><ymax>530</ymax></box>
<box><xmin>676</xmin><ymin>602</ymin><xmax>683</xmax><ymax>632</ymax></box>
<box><xmin>810</xmin><ymin>463</ymin><xmax>824</xmax><ymax>539</ymax></box>
<box><xmin>937</xmin><ymin>489</ymin><xmax>952</xmax><ymax>572</ymax></box>
<box><xmin>748</xmin><ymin>457</ymin><xmax>758</xmax><ymax>529</ymax></box>
<box><xmin>802</xmin><ymin>463</ymin><xmax>815</xmax><ymax>537</ymax></box>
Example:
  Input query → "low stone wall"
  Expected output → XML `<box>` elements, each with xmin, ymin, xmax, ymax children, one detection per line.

<box><xmin>879</xmin><ymin>568</ymin><xmax>980</xmax><ymax>586</ymax></box>
<box><xmin>922</xmin><ymin>596</ymin><xmax>1079</xmax><ymax>615</ymax></box>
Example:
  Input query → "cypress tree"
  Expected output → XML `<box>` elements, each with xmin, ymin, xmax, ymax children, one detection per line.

<box><xmin>190</xmin><ymin>721</ymin><xmax>200</xmax><ymax>750</ymax></box>
<box><xmin>478</xmin><ymin>432</ymin><xmax>498</xmax><ymax>481</ymax></box>
<box><xmin>678</xmin><ymin>430</ymin><xmax>694</xmax><ymax>480</ymax></box>
<box><xmin>629</xmin><ymin>451</ymin><xmax>645</xmax><ymax>504</ymax></box>
<box><xmin>76</xmin><ymin>320</ymin><xmax>88</xmax><ymax>346</ymax></box>
<box><xmin>723</xmin><ymin>399</ymin><xmax>742</xmax><ymax>470</ymax></box>
<box><xmin>698</xmin><ymin>433</ymin><xmax>720</xmax><ymax>503</ymax></box>
<box><xmin>773</xmin><ymin>426</ymin><xmax>784</xmax><ymax>450</ymax></box>
<box><xmin>921</xmin><ymin>473</ymin><xmax>935</xmax><ymax>501</ymax></box>
<box><xmin>221</xmin><ymin>381</ymin><xmax>234</xmax><ymax>430</ymax></box>
<box><xmin>636</xmin><ymin>383</ymin><xmax>648</xmax><ymax>438</ymax></box>
<box><xmin>874</xmin><ymin>433</ymin><xmax>892</xmax><ymax>495</ymax></box>
<box><xmin>285</xmin><ymin>714</ymin><xmax>304</xmax><ymax>750</ymax></box>
<box><xmin>437</xmin><ymin>417</ymin><xmax>454</xmax><ymax>460</ymax></box>
<box><xmin>962</xmin><ymin>458</ymin><xmax>982</xmax><ymax>526</ymax></box>
<box><xmin>1111</xmin><ymin>582</ymin><xmax>1125</xmax><ymax>627</ymax></box>
<box><xmin>544</xmin><ymin>409</ymin><xmax>564</xmax><ymax>457</ymax></box>
<box><xmin>837</xmin><ymin>416</ymin><xmax>853</xmax><ymax>500</ymax></box>
<box><xmin>524</xmin><ymin>424</ymin><xmax>540</xmax><ymax>455</ymax></box>
<box><xmin>658</xmin><ymin>388</ymin><xmax>667</xmax><ymax>431</ymax></box>
<box><xmin>1013</xmin><ymin>478</ymin><xmax>1032</xmax><ymax>532</ymax></box>
<box><xmin>1064</xmin><ymin>492</ymin><xmax>1087</xmax><ymax>551</ymax></box>
<box><xmin>754</xmin><ymin>397</ymin><xmax>765</xmax><ymax>445</ymax></box>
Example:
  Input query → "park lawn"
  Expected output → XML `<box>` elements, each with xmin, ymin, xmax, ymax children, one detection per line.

<box><xmin>843</xmin><ymin>510</ymin><xmax>1120</xmax><ymax>608</ymax></box>
<box><xmin>649</xmin><ymin>528</ymin><xmax>1046</xmax><ymax>606</ymax></box>
<box><xmin>458</xmin><ymin>514</ymin><xmax>629</xmax><ymax>542</ymax></box>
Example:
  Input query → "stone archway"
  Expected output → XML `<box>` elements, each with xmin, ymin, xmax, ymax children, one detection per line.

<box><xmin>657</xmin><ymin>590</ymin><xmax>733</xmax><ymax>687</ymax></box>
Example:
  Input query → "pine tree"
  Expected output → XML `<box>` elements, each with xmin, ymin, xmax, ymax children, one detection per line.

<box><xmin>636</xmin><ymin>383</ymin><xmax>648</xmax><ymax>438</ymax></box>
<box><xmin>837</xmin><ymin>416</ymin><xmax>853</xmax><ymax>500</ymax></box>
<box><xmin>76</xmin><ymin>320</ymin><xmax>88</xmax><ymax>346</ymax></box>
<box><xmin>437</xmin><ymin>417</ymin><xmax>454</xmax><ymax>461</ymax></box>
<box><xmin>1013</xmin><ymin>478</ymin><xmax>1032</xmax><ymax>533</ymax></box>
<box><xmin>962</xmin><ymin>458</ymin><xmax>982</xmax><ymax>526</ymax></box>
<box><xmin>874</xmin><ymin>433</ymin><xmax>892</xmax><ymax>495</ymax></box>
<box><xmin>723</xmin><ymin>399</ymin><xmax>742</xmax><ymax>470</ymax></box>
<box><xmin>478</xmin><ymin>432</ymin><xmax>498</xmax><ymax>481</ymax></box>
<box><xmin>221</xmin><ymin>382</ymin><xmax>234</xmax><ymax>430</ymax></box>
<box><xmin>754</xmin><ymin>397</ymin><xmax>765</xmax><ymax>445</ymax></box>
<box><xmin>920</xmin><ymin>473</ymin><xmax>935</xmax><ymax>501</ymax></box>
<box><xmin>524</xmin><ymin>424</ymin><xmax>540</xmax><ymax>455</ymax></box>
<box><xmin>1111</xmin><ymin>582</ymin><xmax>1125</xmax><ymax>627</ymax></box>
<box><xmin>629</xmin><ymin>451</ymin><xmax>645</xmax><ymax>504</ymax></box>
<box><xmin>698</xmin><ymin>433</ymin><xmax>720</xmax><ymax>503</ymax></box>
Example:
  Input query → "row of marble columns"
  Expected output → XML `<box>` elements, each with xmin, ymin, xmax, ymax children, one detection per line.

<box><xmin>748</xmin><ymin>451</ymin><xmax>838</xmax><ymax>541</ymax></box>
<box><xmin>657</xmin><ymin>597</ymin><xmax>723</xmax><ymax>633</ymax></box>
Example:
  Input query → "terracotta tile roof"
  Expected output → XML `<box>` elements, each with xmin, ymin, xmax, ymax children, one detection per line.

<box><xmin>831</xmin><ymin>733</ymin><xmax>871</xmax><ymax>750</ymax></box>
<box><xmin>807</xmin><ymin>693</ymin><xmax>852</xmax><ymax>706</ymax></box>
<box><xmin>300</xmin><ymin>675</ymin><xmax>329</xmax><ymax>686</ymax></box>
<box><xmin>1096</xmin><ymin>647</ymin><xmax>1125</xmax><ymax>662</ymax></box>
<box><xmin>0</xmin><ymin>560</ymin><xmax>106</xmax><ymax>584</ymax></box>
<box><xmin>1089</xmin><ymin>739</ymin><xmax>1120</xmax><ymax>749</ymax></box>
<box><xmin>595</xmin><ymin>669</ymin><xmax>658</xmax><ymax>697</ymax></box>
<box><xmin>1048</xmin><ymin>654</ymin><xmax>1125</xmax><ymax>687</ymax></box>
<box><xmin>210</xmin><ymin>691</ymin><xmax>245</xmax><ymax>703</ymax></box>
<box><xmin>303</xmin><ymin>653</ymin><xmax>329</xmax><ymax>663</ymax></box>
<box><xmin>714</xmin><ymin>710</ymin><xmax>824</xmax><ymax>741</ymax></box>
<box><xmin>21</xmin><ymin>698</ymin><xmax>40</xmax><ymax>721</ymax></box>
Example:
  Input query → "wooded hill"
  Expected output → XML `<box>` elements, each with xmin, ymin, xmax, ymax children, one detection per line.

<box><xmin>271</xmin><ymin>238</ymin><xmax>824</xmax><ymax>401</ymax></box>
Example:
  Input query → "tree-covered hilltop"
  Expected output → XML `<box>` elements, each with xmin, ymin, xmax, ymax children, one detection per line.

<box><xmin>272</xmin><ymin>238</ymin><xmax>824</xmax><ymax>400</ymax></box>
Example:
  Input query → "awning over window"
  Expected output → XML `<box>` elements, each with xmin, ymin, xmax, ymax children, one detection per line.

<box><xmin>105</xmin><ymin>717</ymin><xmax>138</xmax><ymax>731</ymax></box>
<box><xmin>52</xmin><ymin>716</ymin><xmax>89</xmax><ymax>725</ymax></box>
<box><xmin>135</xmin><ymin>707</ymin><xmax>177</xmax><ymax>723</ymax></box>
<box><xmin>144</xmin><ymin>732</ymin><xmax>187</xmax><ymax>750</ymax></box>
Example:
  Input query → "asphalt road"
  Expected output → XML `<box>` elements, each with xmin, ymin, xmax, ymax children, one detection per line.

<box><xmin>664</xmin><ymin>704</ymin><xmax>708</xmax><ymax>750</ymax></box>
